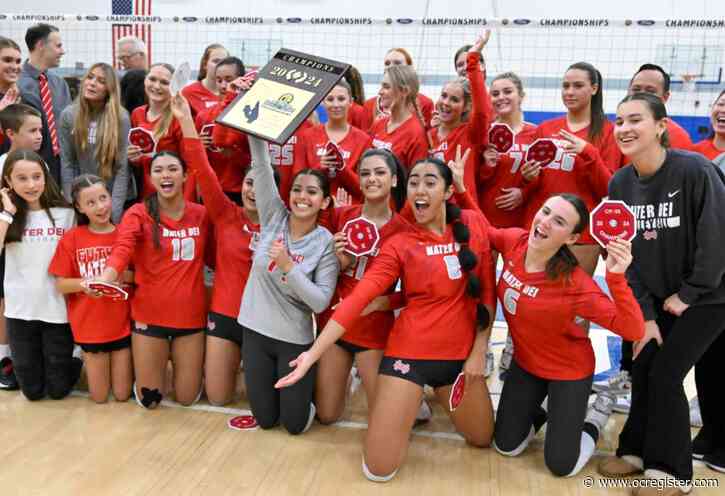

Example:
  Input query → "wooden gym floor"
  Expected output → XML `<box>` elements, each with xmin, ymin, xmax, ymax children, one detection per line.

<box><xmin>0</xmin><ymin>325</ymin><xmax>723</xmax><ymax>495</ymax></box>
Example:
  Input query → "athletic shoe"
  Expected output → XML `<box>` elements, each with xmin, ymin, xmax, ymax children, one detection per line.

<box><xmin>592</xmin><ymin>369</ymin><xmax>631</xmax><ymax>395</ymax></box>
<box><xmin>499</xmin><ymin>335</ymin><xmax>513</xmax><ymax>374</ymax></box>
<box><xmin>612</xmin><ymin>392</ymin><xmax>631</xmax><ymax>414</ymax></box>
<box><xmin>414</xmin><ymin>399</ymin><xmax>433</xmax><ymax>426</ymax></box>
<box><xmin>692</xmin><ymin>427</ymin><xmax>712</xmax><ymax>461</ymax></box>
<box><xmin>689</xmin><ymin>396</ymin><xmax>702</xmax><ymax>428</ymax></box>
<box><xmin>0</xmin><ymin>357</ymin><xmax>19</xmax><ymax>391</ymax></box>
<box><xmin>484</xmin><ymin>350</ymin><xmax>494</xmax><ymax>378</ymax></box>
<box><xmin>585</xmin><ymin>392</ymin><xmax>615</xmax><ymax>435</ymax></box>
<box><xmin>597</xmin><ymin>455</ymin><xmax>644</xmax><ymax>478</ymax></box>
<box><xmin>302</xmin><ymin>402</ymin><xmax>316</xmax><ymax>434</ymax></box>
<box><xmin>349</xmin><ymin>366</ymin><xmax>362</xmax><ymax>397</ymax></box>
<box><xmin>704</xmin><ymin>451</ymin><xmax>725</xmax><ymax>473</ymax></box>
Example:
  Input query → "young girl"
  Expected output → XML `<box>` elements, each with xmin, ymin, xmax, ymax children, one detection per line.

<box><xmin>49</xmin><ymin>174</ymin><xmax>132</xmax><ymax>403</ymax></box>
<box><xmin>238</xmin><ymin>133</ymin><xmax>339</xmax><ymax>434</ymax></box>
<box><xmin>182</xmin><ymin>43</ymin><xmax>229</xmax><ymax>117</ymax></box>
<box><xmin>277</xmin><ymin>156</ymin><xmax>496</xmax><ymax>480</ymax></box>
<box><xmin>129</xmin><ymin>63</ymin><xmax>194</xmax><ymax>201</ymax></box>
<box><xmin>172</xmin><ymin>93</ymin><xmax>269</xmax><ymax>406</ymax></box>
<box><xmin>59</xmin><ymin>63</ymin><xmax>130</xmax><ymax>223</ymax></box>
<box><xmin>598</xmin><ymin>93</ymin><xmax>725</xmax><ymax>491</ymax></box>
<box><xmin>363</xmin><ymin>48</ymin><xmax>435</xmax><ymax>128</ymax></box>
<box><xmin>479</xmin><ymin>72</ymin><xmax>537</xmax><ymax>229</ymax></box>
<box><xmin>0</xmin><ymin>149</ymin><xmax>80</xmax><ymax>400</ymax></box>
<box><xmin>98</xmin><ymin>147</ymin><xmax>209</xmax><ymax>409</ymax></box>
<box><xmin>490</xmin><ymin>194</ymin><xmax>644</xmax><ymax>478</ymax></box>
<box><xmin>369</xmin><ymin>65</ymin><xmax>429</xmax><ymax>171</ymax></box>
<box><xmin>314</xmin><ymin>148</ymin><xmax>408</xmax><ymax>424</ymax></box>
<box><xmin>195</xmin><ymin>56</ymin><xmax>250</xmax><ymax>204</ymax></box>
<box><xmin>429</xmin><ymin>32</ymin><xmax>491</xmax><ymax>206</ymax></box>
<box><xmin>293</xmin><ymin>81</ymin><xmax>373</xmax><ymax>204</ymax></box>
<box><xmin>692</xmin><ymin>89</ymin><xmax>725</xmax><ymax>167</ymax></box>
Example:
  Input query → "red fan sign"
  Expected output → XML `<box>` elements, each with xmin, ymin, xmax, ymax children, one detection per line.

<box><xmin>342</xmin><ymin>216</ymin><xmax>380</xmax><ymax>257</ymax></box>
<box><xmin>227</xmin><ymin>415</ymin><xmax>259</xmax><ymax>431</ymax></box>
<box><xmin>128</xmin><ymin>127</ymin><xmax>156</xmax><ymax>154</ymax></box>
<box><xmin>590</xmin><ymin>199</ymin><xmax>637</xmax><ymax>248</ymax></box>
<box><xmin>525</xmin><ymin>138</ymin><xmax>558</xmax><ymax>167</ymax></box>
<box><xmin>488</xmin><ymin>123</ymin><xmax>514</xmax><ymax>153</ymax></box>
<box><xmin>325</xmin><ymin>141</ymin><xmax>345</xmax><ymax>177</ymax></box>
<box><xmin>86</xmin><ymin>281</ymin><xmax>129</xmax><ymax>301</ymax></box>
<box><xmin>449</xmin><ymin>372</ymin><xmax>466</xmax><ymax>411</ymax></box>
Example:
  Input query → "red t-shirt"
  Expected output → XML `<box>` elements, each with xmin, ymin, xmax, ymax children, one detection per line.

<box><xmin>271</xmin><ymin>119</ymin><xmax>315</xmax><ymax>203</ymax></box>
<box><xmin>181</xmin><ymin>138</ymin><xmax>258</xmax><ymax>318</ymax></box>
<box><xmin>489</xmin><ymin>228</ymin><xmax>644</xmax><ymax>380</ymax></box>
<box><xmin>49</xmin><ymin>226</ymin><xmax>131</xmax><ymax>344</ymax></box>
<box><xmin>478</xmin><ymin>122</ymin><xmax>538</xmax><ymax>228</ymax></box>
<box><xmin>106</xmin><ymin>201</ymin><xmax>209</xmax><ymax>329</ymax></box>
<box><xmin>525</xmin><ymin>118</ymin><xmax>613</xmax><ymax>244</ymax></box>
<box><xmin>332</xmin><ymin>209</ymin><xmax>496</xmax><ymax>360</ymax></box>
<box><xmin>130</xmin><ymin>105</ymin><xmax>197</xmax><ymax>201</ymax></box>
<box><xmin>430</xmin><ymin>52</ymin><xmax>490</xmax><ymax>207</ymax></box>
<box><xmin>181</xmin><ymin>81</ymin><xmax>221</xmax><ymax>118</ymax></box>
<box><xmin>318</xmin><ymin>205</ymin><xmax>409</xmax><ymax>349</ymax></box>
<box><xmin>370</xmin><ymin>115</ymin><xmax>429</xmax><ymax>171</ymax></box>
<box><xmin>293</xmin><ymin>124</ymin><xmax>372</xmax><ymax>203</ymax></box>
<box><xmin>348</xmin><ymin>102</ymin><xmax>370</xmax><ymax>131</ymax></box>
<box><xmin>195</xmin><ymin>104</ymin><xmax>251</xmax><ymax>193</ymax></box>
<box><xmin>693</xmin><ymin>138</ymin><xmax>725</xmax><ymax>161</ymax></box>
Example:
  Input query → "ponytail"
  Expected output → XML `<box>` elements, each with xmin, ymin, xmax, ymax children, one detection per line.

<box><xmin>144</xmin><ymin>193</ymin><xmax>162</xmax><ymax>249</ymax></box>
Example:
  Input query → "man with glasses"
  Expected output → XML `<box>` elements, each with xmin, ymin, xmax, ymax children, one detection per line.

<box><xmin>117</xmin><ymin>37</ymin><xmax>148</xmax><ymax>71</ymax></box>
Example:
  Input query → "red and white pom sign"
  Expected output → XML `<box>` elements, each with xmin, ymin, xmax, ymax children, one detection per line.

<box><xmin>227</xmin><ymin>415</ymin><xmax>259</xmax><ymax>431</ymax></box>
<box><xmin>590</xmin><ymin>199</ymin><xmax>637</xmax><ymax>248</ymax></box>
<box><xmin>488</xmin><ymin>123</ymin><xmax>514</xmax><ymax>153</ymax></box>
<box><xmin>342</xmin><ymin>216</ymin><xmax>380</xmax><ymax>257</ymax></box>
<box><xmin>325</xmin><ymin>141</ymin><xmax>345</xmax><ymax>178</ymax></box>
<box><xmin>525</xmin><ymin>138</ymin><xmax>558</xmax><ymax>167</ymax></box>
<box><xmin>86</xmin><ymin>281</ymin><xmax>129</xmax><ymax>301</ymax></box>
<box><xmin>128</xmin><ymin>127</ymin><xmax>156</xmax><ymax>154</ymax></box>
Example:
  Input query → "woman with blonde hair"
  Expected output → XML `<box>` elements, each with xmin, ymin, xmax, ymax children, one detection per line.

<box><xmin>59</xmin><ymin>62</ymin><xmax>130</xmax><ymax>223</ymax></box>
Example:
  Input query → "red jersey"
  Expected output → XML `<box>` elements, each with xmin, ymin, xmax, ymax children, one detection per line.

<box><xmin>332</xmin><ymin>209</ymin><xmax>496</xmax><ymax>360</ymax></box>
<box><xmin>181</xmin><ymin>138</ymin><xmax>258</xmax><ymax>318</ymax></box>
<box><xmin>693</xmin><ymin>138</ymin><xmax>725</xmax><ymax>161</ymax></box>
<box><xmin>478</xmin><ymin>122</ymin><xmax>538</xmax><ymax>228</ymax></box>
<box><xmin>318</xmin><ymin>205</ymin><xmax>409</xmax><ymax>349</ymax></box>
<box><xmin>195</xmin><ymin>103</ymin><xmax>251</xmax><ymax>193</ymax></box>
<box><xmin>181</xmin><ymin>81</ymin><xmax>220</xmax><ymax>118</ymax></box>
<box><xmin>130</xmin><ymin>105</ymin><xmax>197</xmax><ymax>201</ymax></box>
<box><xmin>293</xmin><ymin>124</ymin><xmax>372</xmax><ymax>203</ymax></box>
<box><xmin>106</xmin><ymin>202</ymin><xmax>209</xmax><ymax>329</ymax></box>
<box><xmin>489</xmin><ymin>228</ymin><xmax>644</xmax><ymax>380</ymax></box>
<box><xmin>363</xmin><ymin>93</ymin><xmax>435</xmax><ymax>130</ymax></box>
<box><xmin>667</xmin><ymin>119</ymin><xmax>694</xmax><ymax>151</ymax></box>
<box><xmin>430</xmin><ymin>52</ymin><xmax>490</xmax><ymax>207</ymax></box>
<box><xmin>49</xmin><ymin>226</ymin><xmax>131</xmax><ymax>344</ymax></box>
<box><xmin>525</xmin><ymin>119</ymin><xmax>613</xmax><ymax>244</ymax></box>
<box><xmin>370</xmin><ymin>115</ymin><xmax>429</xmax><ymax>171</ymax></box>
<box><xmin>271</xmin><ymin>120</ymin><xmax>315</xmax><ymax>203</ymax></box>
<box><xmin>348</xmin><ymin>102</ymin><xmax>371</xmax><ymax>131</ymax></box>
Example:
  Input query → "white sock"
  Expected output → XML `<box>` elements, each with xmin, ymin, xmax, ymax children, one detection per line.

<box><xmin>565</xmin><ymin>432</ymin><xmax>596</xmax><ymax>477</ymax></box>
<box><xmin>0</xmin><ymin>344</ymin><xmax>10</xmax><ymax>360</ymax></box>
<box><xmin>362</xmin><ymin>457</ymin><xmax>397</xmax><ymax>482</ymax></box>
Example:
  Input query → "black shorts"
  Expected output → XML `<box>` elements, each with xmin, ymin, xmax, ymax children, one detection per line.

<box><xmin>77</xmin><ymin>335</ymin><xmax>132</xmax><ymax>353</ymax></box>
<box><xmin>132</xmin><ymin>322</ymin><xmax>204</xmax><ymax>340</ymax></box>
<box><xmin>335</xmin><ymin>339</ymin><xmax>373</xmax><ymax>355</ymax></box>
<box><xmin>206</xmin><ymin>312</ymin><xmax>244</xmax><ymax>347</ymax></box>
<box><xmin>379</xmin><ymin>356</ymin><xmax>464</xmax><ymax>388</ymax></box>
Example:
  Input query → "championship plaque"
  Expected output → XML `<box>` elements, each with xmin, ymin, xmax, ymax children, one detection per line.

<box><xmin>216</xmin><ymin>49</ymin><xmax>349</xmax><ymax>145</ymax></box>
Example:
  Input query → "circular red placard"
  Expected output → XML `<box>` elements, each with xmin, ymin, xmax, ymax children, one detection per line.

<box><xmin>590</xmin><ymin>200</ymin><xmax>637</xmax><ymax>248</ymax></box>
<box><xmin>488</xmin><ymin>123</ymin><xmax>514</xmax><ymax>153</ymax></box>
<box><xmin>342</xmin><ymin>216</ymin><xmax>380</xmax><ymax>257</ymax></box>
<box><xmin>228</xmin><ymin>415</ymin><xmax>259</xmax><ymax>431</ymax></box>
<box><xmin>525</xmin><ymin>139</ymin><xmax>558</xmax><ymax>166</ymax></box>
<box><xmin>128</xmin><ymin>127</ymin><xmax>156</xmax><ymax>154</ymax></box>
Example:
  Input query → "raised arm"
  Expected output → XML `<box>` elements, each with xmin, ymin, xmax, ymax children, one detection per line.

<box><xmin>249</xmin><ymin>135</ymin><xmax>286</xmax><ymax>227</ymax></box>
<box><xmin>466</xmin><ymin>31</ymin><xmax>491</xmax><ymax>146</ymax></box>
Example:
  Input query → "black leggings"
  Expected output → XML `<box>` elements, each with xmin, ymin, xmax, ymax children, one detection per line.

<box><xmin>616</xmin><ymin>302</ymin><xmax>725</xmax><ymax>482</ymax></box>
<box><xmin>242</xmin><ymin>327</ymin><xmax>316</xmax><ymax>435</ymax></box>
<box><xmin>6</xmin><ymin>318</ymin><xmax>75</xmax><ymax>401</ymax></box>
<box><xmin>494</xmin><ymin>361</ymin><xmax>594</xmax><ymax>477</ymax></box>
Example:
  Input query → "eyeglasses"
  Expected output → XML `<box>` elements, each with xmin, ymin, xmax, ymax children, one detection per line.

<box><xmin>117</xmin><ymin>52</ymin><xmax>143</xmax><ymax>62</ymax></box>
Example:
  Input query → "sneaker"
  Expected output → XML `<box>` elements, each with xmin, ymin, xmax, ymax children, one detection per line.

<box><xmin>585</xmin><ymin>392</ymin><xmax>615</xmax><ymax>435</ymax></box>
<box><xmin>302</xmin><ymin>402</ymin><xmax>316</xmax><ymax>434</ymax></box>
<box><xmin>414</xmin><ymin>399</ymin><xmax>433</xmax><ymax>426</ymax></box>
<box><xmin>0</xmin><ymin>357</ymin><xmax>19</xmax><ymax>390</ymax></box>
<box><xmin>484</xmin><ymin>350</ymin><xmax>494</xmax><ymax>378</ymax></box>
<box><xmin>612</xmin><ymin>392</ymin><xmax>631</xmax><ymax>414</ymax></box>
<box><xmin>598</xmin><ymin>455</ymin><xmax>643</xmax><ymax>478</ymax></box>
<box><xmin>689</xmin><ymin>396</ymin><xmax>702</xmax><ymax>428</ymax></box>
<box><xmin>704</xmin><ymin>450</ymin><xmax>725</xmax><ymax>473</ymax></box>
<box><xmin>692</xmin><ymin>427</ymin><xmax>712</xmax><ymax>461</ymax></box>
<box><xmin>592</xmin><ymin>369</ymin><xmax>631</xmax><ymax>395</ymax></box>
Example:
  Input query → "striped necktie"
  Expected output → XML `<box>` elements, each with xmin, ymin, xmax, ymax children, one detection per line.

<box><xmin>38</xmin><ymin>72</ymin><xmax>60</xmax><ymax>156</ymax></box>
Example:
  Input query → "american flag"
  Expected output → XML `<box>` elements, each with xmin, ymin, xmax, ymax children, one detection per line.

<box><xmin>111</xmin><ymin>0</ymin><xmax>152</xmax><ymax>69</ymax></box>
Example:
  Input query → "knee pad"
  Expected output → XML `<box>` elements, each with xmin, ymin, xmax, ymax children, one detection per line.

<box><xmin>362</xmin><ymin>457</ymin><xmax>398</xmax><ymax>483</ymax></box>
<box><xmin>134</xmin><ymin>383</ymin><xmax>162</xmax><ymax>409</ymax></box>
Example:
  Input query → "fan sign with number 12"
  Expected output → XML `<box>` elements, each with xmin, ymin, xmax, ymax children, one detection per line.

<box><xmin>342</xmin><ymin>217</ymin><xmax>380</xmax><ymax>257</ymax></box>
<box><xmin>589</xmin><ymin>199</ymin><xmax>637</xmax><ymax>248</ymax></box>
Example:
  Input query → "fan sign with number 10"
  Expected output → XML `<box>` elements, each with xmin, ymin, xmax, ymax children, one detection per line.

<box><xmin>589</xmin><ymin>199</ymin><xmax>637</xmax><ymax>248</ymax></box>
<box><xmin>342</xmin><ymin>217</ymin><xmax>380</xmax><ymax>257</ymax></box>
